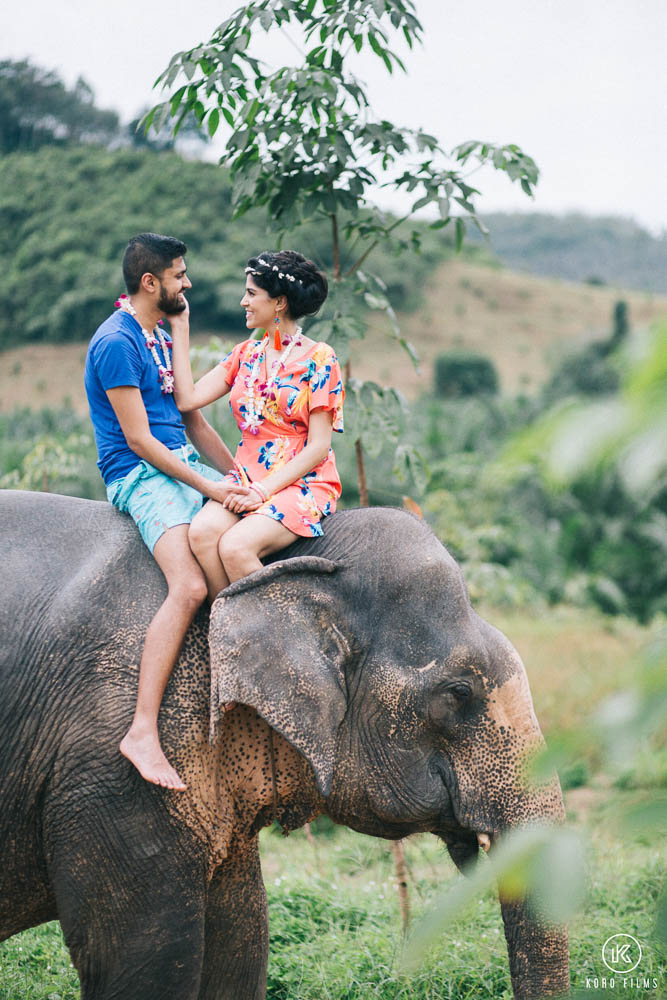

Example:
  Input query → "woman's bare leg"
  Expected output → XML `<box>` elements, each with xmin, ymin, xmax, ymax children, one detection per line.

<box><xmin>218</xmin><ymin>514</ymin><xmax>299</xmax><ymax>583</ymax></box>
<box><xmin>188</xmin><ymin>502</ymin><xmax>239</xmax><ymax>602</ymax></box>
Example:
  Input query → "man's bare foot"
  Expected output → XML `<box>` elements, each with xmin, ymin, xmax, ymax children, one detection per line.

<box><xmin>120</xmin><ymin>728</ymin><xmax>187</xmax><ymax>791</ymax></box>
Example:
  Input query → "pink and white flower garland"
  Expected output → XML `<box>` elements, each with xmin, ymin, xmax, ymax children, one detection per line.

<box><xmin>239</xmin><ymin>327</ymin><xmax>303</xmax><ymax>434</ymax></box>
<box><xmin>114</xmin><ymin>294</ymin><xmax>175</xmax><ymax>393</ymax></box>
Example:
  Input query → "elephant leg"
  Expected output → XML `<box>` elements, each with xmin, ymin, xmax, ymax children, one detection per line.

<box><xmin>47</xmin><ymin>797</ymin><xmax>209</xmax><ymax>1000</ymax></box>
<box><xmin>198</xmin><ymin>837</ymin><xmax>268</xmax><ymax>1000</ymax></box>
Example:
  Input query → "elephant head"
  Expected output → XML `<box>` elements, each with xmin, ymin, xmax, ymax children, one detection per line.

<box><xmin>208</xmin><ymin>509</ymin><xmax>570</xmax><ymax>999</ymax></box>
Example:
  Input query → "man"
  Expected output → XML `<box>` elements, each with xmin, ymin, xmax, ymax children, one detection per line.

<box><xmin>84</xmin><ymin>233</ymin><xmax>246</xmax><ymax>791</ymax></box>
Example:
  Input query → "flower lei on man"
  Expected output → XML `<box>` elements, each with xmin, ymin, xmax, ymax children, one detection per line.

<box><xmin>114</xmin><ymin>294</ymin><xmax>175</xmax><ymax>393</ymax></box>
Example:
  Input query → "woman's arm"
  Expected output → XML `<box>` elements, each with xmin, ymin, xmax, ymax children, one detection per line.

<box><xmin>169</xmin><ymin>305</ymin><xmax>231</xmax><ymax>412</ymax></box>
<box><xmin>223</xmin><ymin>409</ymin><xmax>334</xmax><ymax>513</ymax></box>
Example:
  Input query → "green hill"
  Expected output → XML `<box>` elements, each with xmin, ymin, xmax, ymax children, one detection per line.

<box><xmin>3</xmin><ymin>145</ymin><xmax>667</xmax><ymax>409</ymax></box>
<box><xmin>0</xmin><ymin>145</ymin><xmax>448</xmax><ymax>350</ymax></box>
<box><xmin>2</xmin><ymin>259</ymin><xmax>665</xmax><ymax>414</ymax></box>
<box><xmin>472</xmin><ymin>212</ymin><xmax>667</xmax><ymax>294</ymax></box>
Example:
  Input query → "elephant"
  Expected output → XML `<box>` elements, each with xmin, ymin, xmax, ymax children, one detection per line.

<box><xmin>0</xmin><ymin>489</ymin><xmax>569</xmax><ymax>1000</ymax></box>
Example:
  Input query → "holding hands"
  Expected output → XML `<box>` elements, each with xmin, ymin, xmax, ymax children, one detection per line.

<box><xmin>223</xmin><ymin>490</ymin><xmax>264</xmax><ymax>514</ymax></box>
<box><xmin>206</xmin><ymin>481</ymin><xmax>253</xmax><ymax>508</ymax></box>
<box><xmin>202</xmin><ymin>478</ymin><xmax>268</xmax><ymax>514</ymax></box>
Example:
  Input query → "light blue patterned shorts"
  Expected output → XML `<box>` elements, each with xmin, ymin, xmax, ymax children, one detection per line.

<box><xmin>106</xmin><ymin>444</ymin><xmax>225</xmax><ymax>554</ymax></box>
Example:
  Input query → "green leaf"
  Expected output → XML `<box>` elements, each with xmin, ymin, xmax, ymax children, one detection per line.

<box><xmin>455</xmin><ymin>216</ymin><xmax>465</xmax><ymax>251</ymax></box>
<box><xmin>399</xmin><ymin>338</ymin><xmax>420</xmax><ymax>371</ymax></box>
<box><xmin>245</xmin><ymin>97</ymin><xmax>260</xmax><ymax>126</ymax></box>
<box><xmin>207</xmin><ymin>108</ymin><xmax>220</xmax><ymax>137</ymax></box>
<box><xmin>395</xmin><ymin>444</ymin><xmax>429</xmax><ymax>494</ymax></box>
<box><xmin>411</xmin><ymin>193</ymin><xmax>433</xmax><ymax>212</ymax></box>
<box><xmin>140</xmin><ymin>106</ymin><xmax>157</xmax><ymax>133</ymax></box>
<box><xmin>364</xmin><ymin>292</ymin><xmax>387</xmax><ymax>311</ymax></box>
<box><xmin>368</xmin><ymin>31</ymin><xmax>386</xmax><ymax>60</ymax></box>
<box><xmin>182</xmin><ymin>58</ymin><xmax>196</xmax><ymax>82</ymax></box>
<box><xmin>454</xmin><ymin>139</ymin><xmax>479</xmax><ymax>160</ymax></box>
<box><xmin>403</xmin><ymin>824</ymin><xmax>583</xmax><ymax>972</ymax></box>
<box><xmin>170</xmin><ymin>86</ymin><xmax>187</xmax><ymax>116</ymax></box>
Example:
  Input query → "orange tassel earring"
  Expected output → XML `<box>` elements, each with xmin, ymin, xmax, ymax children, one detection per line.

<box><xmin>274</xmin><ymin>315</ymin><xmax>281</xmax><ymax>350</ymax></box>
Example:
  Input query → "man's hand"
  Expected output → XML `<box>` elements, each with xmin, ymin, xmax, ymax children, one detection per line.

<box><xmin>205</xmin><ymin>481</ymin><xmax>254</xmax><ymax>507</ymax></box>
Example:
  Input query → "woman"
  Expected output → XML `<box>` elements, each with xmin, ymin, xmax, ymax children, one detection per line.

<box><xmin>170</xmin><ymin>250</ymin><xmax>344</xmax><ymax>601</ymax></box>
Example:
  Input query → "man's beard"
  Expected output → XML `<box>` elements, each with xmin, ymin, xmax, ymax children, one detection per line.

<box><xmin>157</xmin><ymin>283</ymin><xmax>187</xmax><ymax>315</ymax></box>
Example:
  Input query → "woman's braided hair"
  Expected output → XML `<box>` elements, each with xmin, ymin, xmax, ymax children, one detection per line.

<box><xmin>245</xmin><ymin>250</ymin><xmax>328</xmax><ymax>320</ymax></box>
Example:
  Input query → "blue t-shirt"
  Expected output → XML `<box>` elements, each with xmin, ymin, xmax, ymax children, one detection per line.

<box><xmin>84</xmin><ymin>310</ymin><xmax>187</xmax><ymax>485</ymax></box>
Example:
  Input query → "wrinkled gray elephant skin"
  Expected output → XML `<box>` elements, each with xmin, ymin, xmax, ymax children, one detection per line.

<box><xmin>0</xmin><ymin>490</ymin><xmax>569</xmax><ymax>1000</ymax></box>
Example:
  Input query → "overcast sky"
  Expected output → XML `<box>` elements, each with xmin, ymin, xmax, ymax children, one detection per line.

<box><xmin>4</xmin><ymin>0</ymin><xmax>667</xmax><ymax>233</ymax></box>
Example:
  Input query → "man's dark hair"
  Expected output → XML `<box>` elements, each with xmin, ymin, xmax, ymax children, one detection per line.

<box><xmin>122</xmin><ymin>233</ymin><xmax>187</xmax><ymax>294</ymax></box>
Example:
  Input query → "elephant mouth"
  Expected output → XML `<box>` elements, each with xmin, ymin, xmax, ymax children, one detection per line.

<box><xmin>430</xmin><ymin>753</ymin><xmax>496</xmax><ymax>874</ymax></box>
<box><xmin>437</xmin><ymin>826</ymin><xmax>495</xmax><ymax>874</ymax></box>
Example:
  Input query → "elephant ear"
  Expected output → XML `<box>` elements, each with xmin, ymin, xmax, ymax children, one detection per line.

<box><xmin>209</xmin><ymin>556</ymin><xmax>349</xmax><ymax>796</ymax></box>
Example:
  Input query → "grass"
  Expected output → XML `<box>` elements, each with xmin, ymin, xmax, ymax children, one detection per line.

<box><xmin>1</xmin><ymin>609</ymin><xmax>665</xmax><ymax>998</ymax></box>
<box><xmin>2</xmin><ymin>816</ymin><xmax>663</xmax><ymax>999</ymax></box>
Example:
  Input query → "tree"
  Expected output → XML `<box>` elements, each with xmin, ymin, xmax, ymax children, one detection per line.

<box><xmin>0</xmin><ymin>60</ymin><xmax>119</xmax><ymax>154</ymax></box>
<box><xmin>147</xmin><ymin>0</ymin><xmax>538</xmax><ymax>499</ymax></box>
<box><xmin>127</xmin><ymin>106</ymin><xmax>208</xmax><ymax>151</ymax></box>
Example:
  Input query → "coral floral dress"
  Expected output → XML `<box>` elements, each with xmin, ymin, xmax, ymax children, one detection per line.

<box><xmin>219</xmin><ymin>337</ymin><xmax>344</xmax><ymax>537</ymax></box>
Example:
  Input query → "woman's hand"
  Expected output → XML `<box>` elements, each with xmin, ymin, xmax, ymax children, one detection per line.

<box><xmin>168</xmin><ymin>296</ymin><xmax>190</xmax><ymax>330</ymax></box>
<box><xmin>205</xmin><ymin>481</ymin><xmax>252</xmax><ymax>506</ymax></box>
<box><xmin>222</xmin><ymin>491</ymin><xmax>263</xmax><ymax>514</ymax></box>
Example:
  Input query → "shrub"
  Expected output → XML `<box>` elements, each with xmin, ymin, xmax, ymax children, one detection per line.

<box><xmin>434</xmin><ymin>350</ymin><xmax>499</xmax><ymax>398</ymax></box>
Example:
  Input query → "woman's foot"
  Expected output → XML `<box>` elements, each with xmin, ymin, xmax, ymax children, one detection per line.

<box><xmin>120</xmin><ymin>726</ymin><xmax>187</xmax><ymax>790</ymax></box>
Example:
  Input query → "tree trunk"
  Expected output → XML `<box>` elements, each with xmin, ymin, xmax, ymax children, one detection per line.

<box><xmin>355</xmin><ymin>438</ymin><xmax>369</xmax><ymax>508</ymax></box>
<box><xmin>344</xmin><ymin>359</ymin><xmax>370</xmax><ymax>508</ymax></box>
<box><xmin>391</xmin><ymin>840</ymin><xmax>410</xmax><ymax>932</ymax></box>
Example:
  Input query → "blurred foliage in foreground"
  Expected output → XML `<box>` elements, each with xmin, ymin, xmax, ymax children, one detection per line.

<box><xmin>406</xmin><ymin>318</ymin><xmax>667</xmax><ymax>980</ymax></box>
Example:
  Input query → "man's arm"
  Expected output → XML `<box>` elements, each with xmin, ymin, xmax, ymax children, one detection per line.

<box><xmin>106</xmin><ymin>386</ymin><xmax>245</xmax><ymax>503</ymax></box>
<box><xmin>182</xmin><ymin>409</ymin><xmax>235</xmax><ymax>475</ymax></box>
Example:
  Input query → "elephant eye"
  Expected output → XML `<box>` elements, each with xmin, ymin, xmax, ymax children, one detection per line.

<box><xmin>428</xmin><ymin>680</ymin><xmax>472</xmax><ymax>725</ymax></box>
<box><xmin>449</xmin><ymin>681</ymin><xmax>472</xmax><ymax>699</ymax></box>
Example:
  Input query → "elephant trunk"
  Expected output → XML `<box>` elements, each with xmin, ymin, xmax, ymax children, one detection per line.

<box><xmin>500</xmin><ymin>897</ymin><xmax>570</xmax><ymax>999</ymax></box>
<box><xmin>446</xmin><ymin>639</ymin><xmax>571</xmax><ymax>996</ymax></box>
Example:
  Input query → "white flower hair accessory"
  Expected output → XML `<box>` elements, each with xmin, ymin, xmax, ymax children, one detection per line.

<box><xmin>245</xmin><ymin>259</ymin><xmax>303</xmax><ymax>284</ymax></box>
